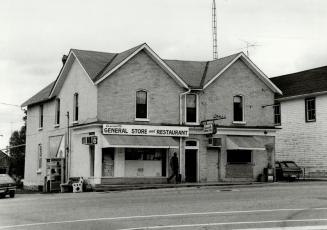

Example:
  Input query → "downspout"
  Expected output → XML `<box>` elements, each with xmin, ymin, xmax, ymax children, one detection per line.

<box><xmin>179</xmin><ymin>88</ymin><xmax>191</xmax><ymax>179</ymax></box>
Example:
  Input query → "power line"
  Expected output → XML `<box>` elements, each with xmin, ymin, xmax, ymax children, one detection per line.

<box><xmin>0</xmin><ymin>102</ymin><xmax>21</xmax><ymax>108</ymax></box>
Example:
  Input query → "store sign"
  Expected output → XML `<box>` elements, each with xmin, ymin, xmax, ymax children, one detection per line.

<box><xmin>203</xmin><ymin>124</ymin><xmax>214</xmax><ymax>134</ymax></box>
<box><xmin>103</xmin><ymin>124</ymin><xmax>189</xmax><ymax>137</ymax></box>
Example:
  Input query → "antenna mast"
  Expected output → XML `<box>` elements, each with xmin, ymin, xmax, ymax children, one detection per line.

<box><xmin>212</xmin><ymin>0</ymin><xmax>218</xmax><ymax>60</ymax></box>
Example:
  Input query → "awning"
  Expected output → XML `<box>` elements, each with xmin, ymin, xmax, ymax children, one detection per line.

<box><xmin>103</xmin><ymin>135</ymin><xmax>179</xmax><ymax>148</ymax></box>
<box><xmin>226</xmin><ymin>136</ymin><xmax>266</xmax><ymax>151</ymax></box>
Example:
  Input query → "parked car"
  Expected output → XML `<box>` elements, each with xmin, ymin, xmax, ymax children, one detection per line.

<box><xmin>275</xmin><ymin>161</ymin><xmax>302</xmax><ymax>181</ymax></box>
<box><xmin>0</xmin><ymin>174</ymin><xmax>16</xmax><ymax>198</ymax></box>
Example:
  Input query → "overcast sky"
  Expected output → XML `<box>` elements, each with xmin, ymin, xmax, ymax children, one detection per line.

<box><xmin>0</xmin><ymin>0</ymin><xmax>327</xmax><ymax>149</ymax></box>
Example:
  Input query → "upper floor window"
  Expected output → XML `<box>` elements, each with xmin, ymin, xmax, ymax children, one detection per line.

<box><xmin>274</xmin><ymin>103</ymin><xmax>281</xmax><ymax>125</ymax></box>
<box><xmin>39</xmin><ymin>104</ymin><xmax>43</xmax><ymax>129</ymax></box>
<box><xmin>186</xmin><ymin>94</ymin><xmax>197</xmax><ymax>123</ymax></box>
<box><xmin>37</xmin><ymin>144</ymin><xmax>42</xmax><ymax>172</ymax></box>
<box><xmin>55</xmin><ymin>98</ymin><xmax>60</xmax><ymax>126</ymax></box>
<box><xmin>233</xmin><ymin>95</ymin><xmax>244</xmax><ymax>122</ymax></box>
<box><xmin>73</xmin><ymin>93</ymin><xmax>79</xmax><ymax>122</ymax></box>
<box><xmin>136</xmin><ymin>90</ymin><xmax>147</xmax><ymax>119</ymax></box>
<box><xmin>305</xmin><ymin>98</ymin><xmax>316</xmax><ymax>122</ymax></box>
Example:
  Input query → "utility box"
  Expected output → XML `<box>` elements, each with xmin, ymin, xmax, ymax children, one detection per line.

<box><xmin>263</xmin><ymin>167</ymin><xmax>274</xmax><ymax>182</ymax></box>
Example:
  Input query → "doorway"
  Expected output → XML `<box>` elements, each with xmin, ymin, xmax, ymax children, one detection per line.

<box><xmin>102</xmin><ymin>148</ymin><xmax>115</xmax><ymax>177</ymax></box>
<box><xmin>185</xmin><ymin>149</ymin><xmax>197</xmax><ymax>182</ymax></box>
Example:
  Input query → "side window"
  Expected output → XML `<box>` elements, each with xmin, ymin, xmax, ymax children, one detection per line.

<box><xmin>37</xmin><ymin>144</ymin><xmax>42</xmax><ymax>172</ymax></box>
<box><xmin>186</xmin><ymin>94</ymin><xmax>197</xmax><ymax>123</ymax></box>
<box><xmin>233</xmin><ymin>95</ymin><xmax>244</xmax><ymax>122</ymax></box>
<box><xmin>73</xmin><ymin>93</ymin><xmax>79</xmax><ymax>122</ymax></box>
<box><xmin>39</xmin><ymin>104</ymin><xmax>43</xmax><ymax>129</ymax></box>
<box><xmin>136</xmin><ymin>90</ymin><xmax>148</xmax><ymax>119</ymax></box>
<box><xmin>305</xmin><ymin>98</ymin><xmax>316</xmax><ymax>122</ymax></box>
<box><xmin>274</xmin><ymin>103</ymin><xmax>281</xmax><ymax>125</ymax></box>
<box><xmin>55</xmin><ymin>98</ymin><xmax>60</xmax><ymax>126</ymax></box>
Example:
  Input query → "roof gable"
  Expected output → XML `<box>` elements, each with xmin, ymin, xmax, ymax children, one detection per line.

<box><xmin>94</xmin><ymin>43</ymin><xmax>189</xmax><ymax>89</ymax></box>
<box><xmin>203</xmin><ymin>53</ymin><xmax>282</xmax><ymax>95</ymax></box>
<box><xmin>271</xmin><ymin>65</ymin><xmax>327</xmax><ymax>99</ymax></box>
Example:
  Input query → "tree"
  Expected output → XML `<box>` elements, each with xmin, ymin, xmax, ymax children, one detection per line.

<box><xmin>9</xmin><ymin>110</ymin><xmax>26</xmax><ymax>178</ymax></box>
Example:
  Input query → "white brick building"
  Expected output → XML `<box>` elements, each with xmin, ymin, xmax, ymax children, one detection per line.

<box><xmin>22</xmin><ymin>43</ymin><xmax>281</xmax><ymax>191</ymax></box>
<box><xmin>271</xmin><ymin>66</ymin><xmax>327</xmax><ymax>178</ymax></box>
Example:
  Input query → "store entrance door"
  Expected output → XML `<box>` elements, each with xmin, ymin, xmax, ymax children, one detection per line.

<box><xmin>185</xmin><ymin>149</ymin><xmax>197</xmax><ymax>182</ymax></box>
<box><xmin>102</xmin><ymin>148</ymin><xmax>114</xmax><ymax>177</ymax></box>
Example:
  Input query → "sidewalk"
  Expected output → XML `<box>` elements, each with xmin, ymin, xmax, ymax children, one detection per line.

<box><xmin>94</xmin><ymin>181</ymin><xmax>269</xmax><ymax>192</ymax></box>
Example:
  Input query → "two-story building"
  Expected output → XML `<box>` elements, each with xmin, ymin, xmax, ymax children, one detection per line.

<box><xmin>22</xmin><ymin>43</ymin><xmax>282</xmax><ymax>190</ymax></box>
<box><xmin>271</xmin><ymin>66</ymin><xmax>327</xmax><ymax>178</ymax></box>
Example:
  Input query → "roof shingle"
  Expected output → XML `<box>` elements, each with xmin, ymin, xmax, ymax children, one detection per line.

<box><xmin>271</xmin><ymin>66</ymin><xmax>327</xmax><ymax>99</ymax></box>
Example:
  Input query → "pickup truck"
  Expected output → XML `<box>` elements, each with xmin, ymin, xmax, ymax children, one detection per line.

<box><xmin>275</xmin><ymin>161</ymin><xmax>302</xmax><ymax>181</ymax></box>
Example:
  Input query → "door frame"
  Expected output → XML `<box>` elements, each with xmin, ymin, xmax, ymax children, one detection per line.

<box><xmin>184</xmin><ymin>140</ymin><xmax>199</xmax><ymax>182</ymax></box>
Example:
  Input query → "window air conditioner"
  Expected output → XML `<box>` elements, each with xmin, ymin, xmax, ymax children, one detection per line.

<box><xmin>207</xmin><ymin>137</ymin><xmax>221</xmax><ymax>148</ymax></box>
<box><xmin>82</xmin><ymin>136</ymin><xmax>98</xmax><ymax>145</ymax></box>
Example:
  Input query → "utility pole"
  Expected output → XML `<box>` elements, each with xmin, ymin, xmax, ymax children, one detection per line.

<box><xmin>66</xmin><ymin>112</ymin><xmax>70</xmax><ymax>182</ymax></box>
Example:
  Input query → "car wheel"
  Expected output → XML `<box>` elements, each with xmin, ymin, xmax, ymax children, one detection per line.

<box><xmin>0</xmin><ymin>194</ymin><xmax>5</xmax><ymax>198</ymax></box>
<box><xmin>9</xmin><ymin>191</ymin><xmax>15</xmax><ymax>198</ymax></box>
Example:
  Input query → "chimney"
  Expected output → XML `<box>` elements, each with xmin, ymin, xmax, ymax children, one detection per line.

<box><xmin>62</xmin><ymin>55</ymin><xmax>68</xmax><ymax>65</ymax></box>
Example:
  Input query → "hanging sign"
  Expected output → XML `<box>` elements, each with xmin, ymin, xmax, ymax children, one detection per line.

<box><xmin>103</xmin><ymin>124</ymin><xmax>189</xmax><ymax>137</ymax></box>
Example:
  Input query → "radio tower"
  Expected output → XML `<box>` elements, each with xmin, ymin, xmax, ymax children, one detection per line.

<box><xmin>212</xmin><ymin>0</ymin><xmax>218</xmax><ymax>60</ymax></box>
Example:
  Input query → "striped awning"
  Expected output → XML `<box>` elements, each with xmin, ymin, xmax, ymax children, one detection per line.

<box><xmin>226</xmin><ymin>136</ymin><xmax>265</xmax><ymax>151</ymax></box>
<box><xmin>103</xmin><ymin>135</ymin><xmax>179</xmax><ymax>148</ymax></box>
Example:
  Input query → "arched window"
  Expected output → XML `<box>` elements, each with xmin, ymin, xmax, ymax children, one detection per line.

<box><xmin>73</xmin><ymin>93</ymin><xmax>79</xmax><ymax>122</ymax></box>
<box><xmin>136</xmin><ymin>90</ymin><xmax>147</xmax><ymax>119</ymax></box>
<box><xmin>186</xmin><ymin>94</ymin><xmax>198</xmax><ymax>123</ymax></box>
<box><xmin>55</xmin><ymin>98</ymin><xmax>60</xmax><ymax>126</ymax></box>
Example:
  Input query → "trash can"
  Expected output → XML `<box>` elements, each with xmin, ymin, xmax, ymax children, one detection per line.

<box><xmin>263</xmin><ymin>167</ymin><xmax>274</xmax><ymax>182</ymax></box>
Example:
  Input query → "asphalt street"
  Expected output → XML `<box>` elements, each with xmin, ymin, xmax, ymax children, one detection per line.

<box><xmin>1</xmin><ymin>182</ymin><xmax>327</xmax><ymax>230</ymax></box>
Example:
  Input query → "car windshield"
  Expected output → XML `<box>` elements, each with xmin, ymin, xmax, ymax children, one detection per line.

<box><xmin>0</xmin><ymin>174</ymin><xmax>14</xmax><ymax>183</ymax></box>
<box><xmin>285</xmin><ymin>162</ymin><xmax>298</xmax><ymax>167</ymax></box>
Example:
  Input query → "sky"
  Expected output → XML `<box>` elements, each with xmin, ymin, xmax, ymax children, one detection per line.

<box><xmin>0</xmin><ymin>0</ymin><xmax>327</xmax><ymax>149</ymax></box>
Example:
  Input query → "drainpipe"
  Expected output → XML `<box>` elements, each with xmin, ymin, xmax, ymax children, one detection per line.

<box><xmin>179</xmin><ymin>88</ymin><xmax>191</xmax><ymax>179</ymax></box>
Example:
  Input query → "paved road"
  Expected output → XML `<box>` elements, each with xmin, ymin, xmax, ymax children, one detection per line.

<box><xmin>1</xmin><ymin>182</ymin><xmax>327</xmax><ymax>229</ymax></box>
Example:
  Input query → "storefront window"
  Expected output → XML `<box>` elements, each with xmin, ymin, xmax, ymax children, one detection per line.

<box><xmin>125</xmin><ymin>148</ymin><xmax>163</xmax><ymax>160</ymax></box>
<box><xmin>227</xmin><ymin>150</ymin><xmax>251</xmax><ymax>164</ymax></box>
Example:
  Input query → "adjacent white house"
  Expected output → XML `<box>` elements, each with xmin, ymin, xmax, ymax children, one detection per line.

<box><xmin>271</xmin><ymin>66</ymin><xmax>327</xmax><ymax>178</ymax></box>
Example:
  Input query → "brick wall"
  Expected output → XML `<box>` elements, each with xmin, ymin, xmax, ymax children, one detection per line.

<box><xmin>201</xmin><ymin>59</ymin><xmax>275</xmax><ymax>127</ymax></box>
<box><xmin>97</xmin><ymin>51</ymin><xmax>184</xmax><ymax>124</ymax></box>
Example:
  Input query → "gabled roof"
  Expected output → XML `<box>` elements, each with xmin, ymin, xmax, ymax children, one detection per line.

<box><xmin>93</xmin><ymin>44</ymin><xmax>144</xmax><ymax>82</ymax></box>
<box><xmin>22</xmin><ymin>43</ymin><xmax>282</xmax><ymax>107</ymax></box>
<box><xmin>21</xmin><ymin>81</ymin><xmax>56</xmax><ymax>107</ymax></box>
<box><xmin>72</xmin><ymin>49</ymin><xmax>117</xmax><ymax>81</ymax></box>
<box><xmin>271</xmin><ymin>65</ymin><xmax>327</xmax><ymax>99</ymax></box>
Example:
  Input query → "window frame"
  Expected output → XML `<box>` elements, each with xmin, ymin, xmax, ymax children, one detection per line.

<box><xmin>274</xmin><ymin>103</ymin><xmax>281</xmax><ymax>126</ymax></box>
<box><xmin>135</xmin><ymin>90</ymin><xmax>149</xmax><ymax>121</ymax></box>
<box><xmin>232</xmin><ymin>95</ymin><xmax>245</xmax><ymax>124</ymax></box>
<box><xmin>39</xmin><ymin>104</ymin><xmax>44</xmax><ymax>130</ymax></box>
<box><xmin>185</xmin><ymin>93</ymin><xmax>199</xmax><ymax>125</ymax></box>
<box><xmin>55</xmin><ymin>98</ymin><xmax>60</xmax><ymax>127</ymax></box>
<box><xmin>73</xmin><ymin>93</ymin><xmax>79</xmax><ymax>123</ymax></box>
<box><xmin>37</xmin><ymin>144</ymin><xmax>42</xmax><ymax>173</ymax></box>
<box><xmin>305</xmin><ymin>97</ymin><xmax>316</xmax><ymax>122</ymax></box>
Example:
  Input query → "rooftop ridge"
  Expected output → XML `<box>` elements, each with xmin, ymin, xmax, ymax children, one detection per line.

<box><xmin>271</xmin><ymin>65</ymin><xmax>327</xmax><ymax>79</ymax></box>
